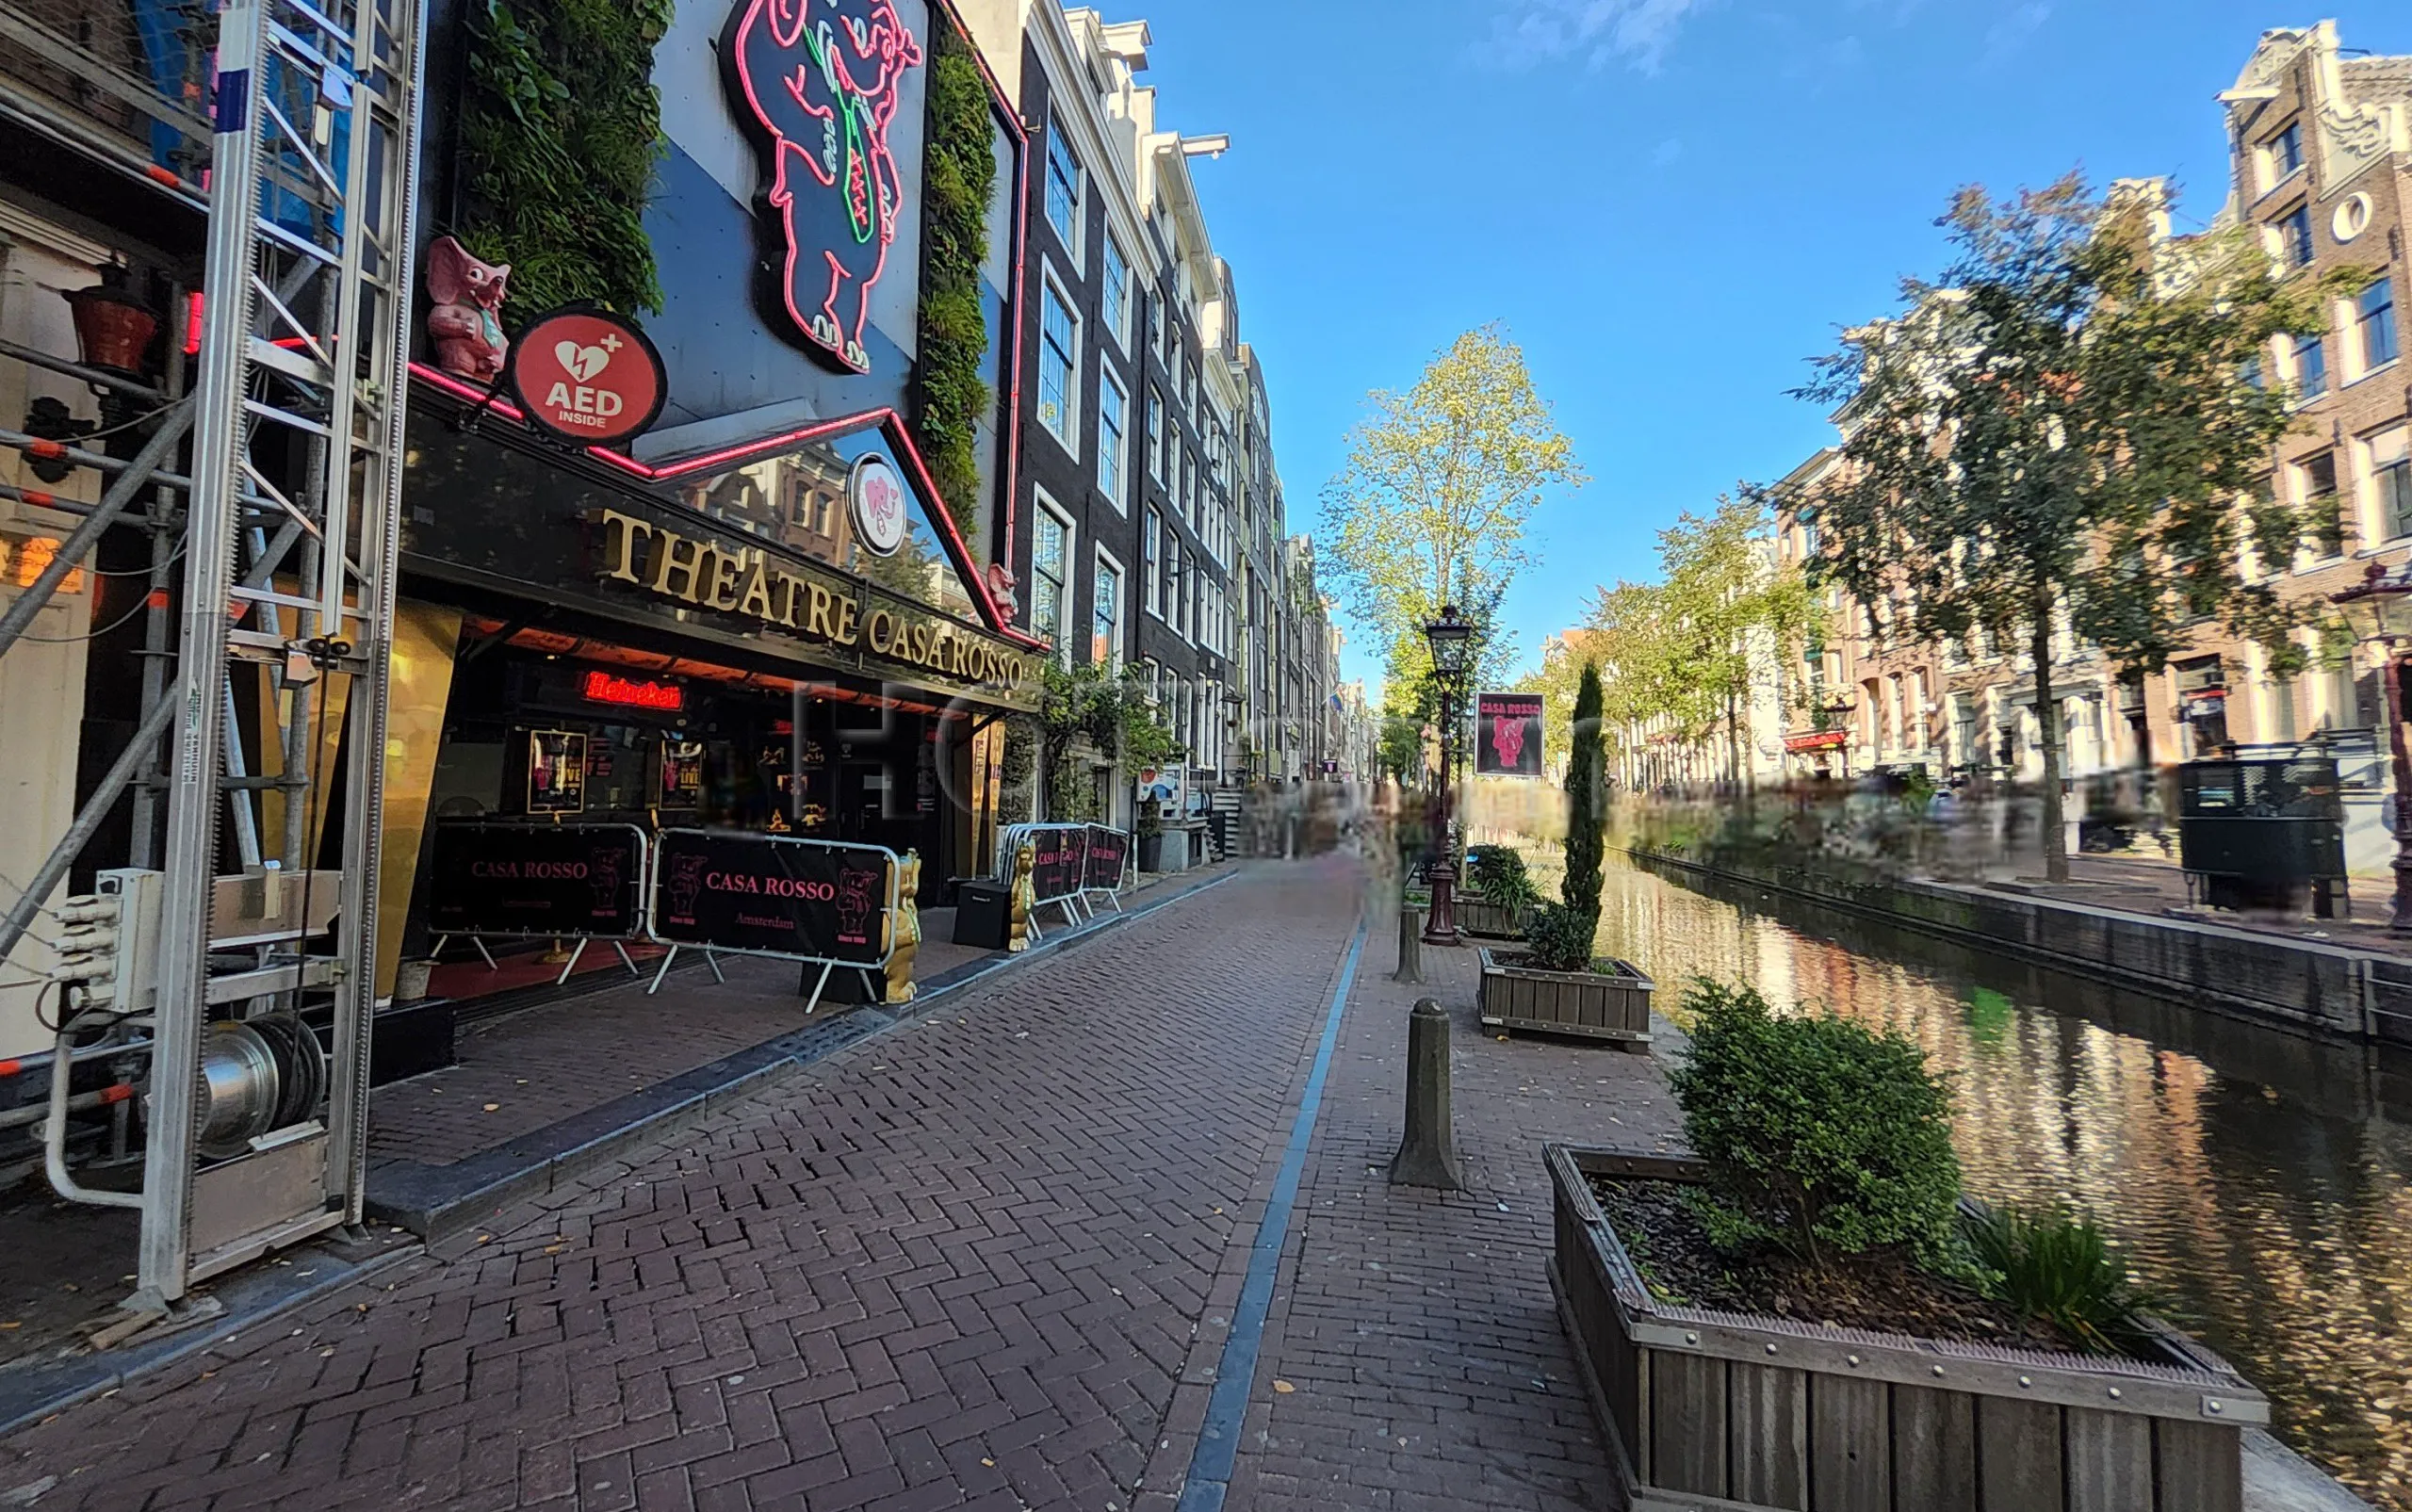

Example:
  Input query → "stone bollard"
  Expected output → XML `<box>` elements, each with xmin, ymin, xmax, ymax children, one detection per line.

<box><xmin>1388</xmin><ymin>998</ymin><xmax>1465</xmax><ymax>1190</ymax></box>
<box><xmin>1393</xmin><ymin>904</ymin><xmax>1424</xmax><ymax>984</ymax></box>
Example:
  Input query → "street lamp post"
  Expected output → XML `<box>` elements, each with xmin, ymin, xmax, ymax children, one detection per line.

<box><xmin>2332</xmin><ymin>560</ymin><xmax>2412</xmax><ymax>933</ymax></box>
<box><xmin>1422</xmin><ymin>604</ymin><xmax>1475</xmax><ymax>946</ymax></box>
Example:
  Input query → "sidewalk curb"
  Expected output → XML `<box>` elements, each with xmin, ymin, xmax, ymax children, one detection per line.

<box><xmin>0</xmin><ymin>1235</ymin><xmax>422</xmax><ymax>1440</ymax></box>
<box><xmin>364</xmin><ymin>866</ymin><xmax>1245</xmax><ymax>1242</ymax></box>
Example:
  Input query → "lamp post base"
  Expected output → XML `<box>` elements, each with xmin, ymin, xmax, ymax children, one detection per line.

<box><xmin>1422</xmin><ymin>862</ymin><xmax>1463</xmax><ymax>947</ymax></box>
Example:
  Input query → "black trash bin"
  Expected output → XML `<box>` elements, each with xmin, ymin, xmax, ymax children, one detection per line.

<box><xmin>953</xmin><ymin>878</ymin><xmax>1012</xmax><ymax>950</ymax></box>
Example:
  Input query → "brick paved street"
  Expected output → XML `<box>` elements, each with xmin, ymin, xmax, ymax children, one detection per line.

<box><xmin>0</xmin><ymin>858</ymin><xmax>1677</xmax><ymax>1510</ymax></box>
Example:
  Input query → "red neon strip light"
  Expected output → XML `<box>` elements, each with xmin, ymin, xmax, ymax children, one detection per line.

<box><xmin>582</xmin><ymin>669</ymin><xmax>684</xmax><ymax>710</ymax></box>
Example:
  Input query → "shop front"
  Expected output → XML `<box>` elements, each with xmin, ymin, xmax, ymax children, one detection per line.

<box><xmin>385</xmin><ymin>385</ymin><xmax>1037</xmax><ymax>1001</ymax></box>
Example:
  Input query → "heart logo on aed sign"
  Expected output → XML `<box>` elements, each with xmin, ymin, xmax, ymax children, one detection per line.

<box><xmin>555</xmin><ymin>341</ymin><xmax>611</xmax><ymax>383</ymax></box>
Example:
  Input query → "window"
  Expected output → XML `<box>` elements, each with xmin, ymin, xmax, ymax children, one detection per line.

<box><xmin>2241</xmin><ymin>352</ymin><xmax>2266</xmax><ymax>390</ymax></box>
<box><xmin>1032</xmin><ymin>502</ymin><xmax>1071</xmax><ymax>659</ymax></box>
<box><xmin>2360</xmin><ymin>276</ymin><xmax>2399</xmax><ymax>371</ymax></box>
<box><xmin>1170</xmin><ymin>543</ymin><xmax>1187</xmax><ymax>635</ymax></box>
<box><xmin>1097</xmin><ymin>371</ymin><xmax>1128</xmax><ymax>509</ymax></box>
<box><xmin>2293</xmin><ymin>330</ymin><xmax>2326</xmax><ymax>399</ymax></box>
<box><xmin>1044</xmin><ymin>122</ymin><xmax>1082</xmax><ymax>256</ymax></box>
<box><xmin>2279</xmin><ymin>203</ymin><xmax>2314</xmax><ymax>268</ymax></box>
<box><xmin>1091</xmin><ymin>554</ymin><xmax>1122</xmax><ymax>666</ymax></box>
<box><xmin>1143</xmin><ymin>510</ymin><xmax>1162</xmax><ymax>616</ymax></box>
<box><xmin>1038</xmin><ymin>278</ymin><xmax>1078</xmax><ymax>448</ymax></box>
<box><xmin>1102</xmin><ymin>237</ymin><xmax>1131</xmax><ymax>348</ymax></box>
<box><xmin>2301</xmin><ymin>451</ymin><xmax>2342</xmax><ymax>557</ymax></box>
<box><xmin>2272</xmin><ymin>122</ymin><xmax>2304</xmax><ymax>179</ymax></box>
<box><xmin>2375</xmin><ymin>427</ymin><xmax>2412</xmax><ymax>541</ymax></box>
<box><xmin>1147</xmin><ymin>386</ymin><xmax>1165</xmax><ymax>481</ymax></box>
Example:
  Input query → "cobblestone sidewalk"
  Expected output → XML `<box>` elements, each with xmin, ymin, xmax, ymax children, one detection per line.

<box><xmin>0</xmin><ymin>860</ymin><xmax>1681</xmax><ymax>1511</ymax></box>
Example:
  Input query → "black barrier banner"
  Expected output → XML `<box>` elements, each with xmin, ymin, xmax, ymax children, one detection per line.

<box><xmin>1475</xmin><ymin>691</ymin><xmax>1546</xmax><ymax>778</ymax></box>
<box><xmin>650</xmin><ymin>830</ymin><xmax>889</xmax><ymax>965</ymax></box>
<box><xmin>428</xmin><ymin>822</ymin><xmax>646</xmax><ymax>938</ymax></box>
<box><xmin>1030</xmin><ymin>826</ymin><xmax>1088</xmax><ymax>903</ymax></box>
<box><xmin>1084</xmin><ymin>826</ymin><xmax>1128</xmax><ymax>892</ymax></box>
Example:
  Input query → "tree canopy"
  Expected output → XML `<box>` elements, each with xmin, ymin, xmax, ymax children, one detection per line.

<box><xmin>1792</xmin><ymin>172</ymin><xmax>2356</xmax><ymax>878</ymax></box>
<box><xmin>1318</xmin><ymin>325</ymin><xmax>1584</xmax><ymax>671</ymax></box>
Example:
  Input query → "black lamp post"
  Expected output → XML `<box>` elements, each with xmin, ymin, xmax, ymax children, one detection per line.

<box><xmin>2333</xmin><ymin>560</ymin><xmax>2412</xmax><ymax>933</ymax></box>
<box><xmin>1421</xmin><ymin>603</ymin><xmax>1475</xmax><ymax>946</ymax></box>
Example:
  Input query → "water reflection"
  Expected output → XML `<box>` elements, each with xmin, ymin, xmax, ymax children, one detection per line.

<box><xmin>1599</xmin><ymin>854</ymin><xmax>2412</xmax><ymax>1508</ymax></box>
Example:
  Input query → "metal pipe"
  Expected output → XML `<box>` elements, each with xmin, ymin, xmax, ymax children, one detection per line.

<box><xmin>0</xmin><ymin>335</ymin><xmax>168</xmax><ymax>402</ymax></box>
<box><xmin>45</xmin><ymin>1022</ymin><xmax>141</xmax><ymax>1209</ymax></box>
<box><xmin>4</xmin><ymin>1082</ymin><xmax>132</xmax><ymax>1130</ymax></box>
<box><xmin>0</xmin><ymin>425</ymin><xmax>199</xmax><ymax>492</ymax></box>
<box><xmin>0</xmin><ymin>399</ymin><xmax>195</xmax><ymax>660</ymax></box>
<box><xmin>0</xmin><ymin>694</ymin><xmax>178</xmax><ymax>968</ymax></box>
<box><xmin>129</xmin><ymin>285</ymin><xmax>189</xmax><ymax>870</ymax></box>
<box><xmin>0</xmin><ymin>1036</ymin><xmax>141</xmax><ymax>1081</ymax></box>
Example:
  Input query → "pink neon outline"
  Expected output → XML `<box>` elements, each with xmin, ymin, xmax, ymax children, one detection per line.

<box><xmin>730</xmin><ymin>0</ymin><xmax>922</xmax><ymax>374</ymax></box>
<box><xmin>410</xmin><ymin>361</ymin><xmax>1041</xmax><ymax>647</ymax></box>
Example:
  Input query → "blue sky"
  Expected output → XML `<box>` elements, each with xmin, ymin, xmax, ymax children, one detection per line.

<box><xmin>1117</xmin><ymin>0</ymin><xmax>2412</xmax><ymax>692</ymax></box>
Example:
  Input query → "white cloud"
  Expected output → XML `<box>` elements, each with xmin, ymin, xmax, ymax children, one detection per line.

<box><xmin>1495</xmin><ymin>0</ymin><xmax>1712</xmax><ymax>73</ymax></box>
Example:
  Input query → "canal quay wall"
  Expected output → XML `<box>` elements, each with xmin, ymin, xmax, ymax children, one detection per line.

<box><xmin>1627</xmin><ymin>846</ymin><xmax>2412</xmax><ymax>1047</ymax></box>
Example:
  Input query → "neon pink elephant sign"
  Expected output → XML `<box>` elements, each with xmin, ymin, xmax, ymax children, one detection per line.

<box><xmin>728</xmin><ymin>0</ymin><xmax>924</xmax><ymax>374</ymax></box>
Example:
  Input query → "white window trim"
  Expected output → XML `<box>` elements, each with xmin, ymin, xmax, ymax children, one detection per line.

<box><xmin>1045</xmin><ymin>116</ymin><xmax>1085</xmax><ymax>272</ymax></box>
<box><xmin>1037</xmin><ymin>267</ymin><xmax>1083</xmax><ymax>460</ymax></box>
<box><xmin>1031</xmin><ymin>487</ymin><xmax>1077</xmax><ymax>666</ymax></box>
<box><xmin>1147</xmin><ymin>384</ymin><xmax>1166</xmax><ymax>484</ymax></box>
<box><xmin>1143</xmin><ymin>509</ymin><xmax>1164</xmax><ymax>623</ymax></box>
<box><xmin>1092</xmin><ymin>545</ymin><xmax>1126</xmax><ymax>668</ymax></box>
<box><xmin>1101</xmin><ymin>235</ymin><xmax>1132</xmax><ymax>352</ymax></box>
<box><xmin>1096</xmin><ymin>366</ymin><xmax>1130</xmax><ymax>514</ymax></box>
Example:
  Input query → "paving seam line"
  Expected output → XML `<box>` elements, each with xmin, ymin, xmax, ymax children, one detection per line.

<box><xmin>381</xmin><ymin>867</ymin><xmax>1248</xmax><ymax>1239</ymax></box>
<box><xmin>1174</xmin><ymin>900</ymin><xmax>1371</xmax><ymax>1512</ymax></box>
<box><xmin>3</xmin><ymin>869</ymin><xmax>1252</xmax><ymax>1440</ymax></box>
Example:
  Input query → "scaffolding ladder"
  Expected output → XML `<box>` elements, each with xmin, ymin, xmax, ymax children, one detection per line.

<box><xmin>0</xmin><ymin>0</ymin><xmax>429</xmax><ymax>1309</ymax></box>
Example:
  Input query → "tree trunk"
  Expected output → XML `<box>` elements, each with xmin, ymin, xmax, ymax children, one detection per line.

<box><xmin>2031</xmin><ymin>618</ymin><xmax>2067</xmax><ymax>883</ymax></box>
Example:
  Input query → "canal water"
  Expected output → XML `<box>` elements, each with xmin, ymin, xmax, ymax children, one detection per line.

<box><xmin>1595</xmin><ymin>852</ymin><xmax>2412</xmax><ymax>1509</ymax></box>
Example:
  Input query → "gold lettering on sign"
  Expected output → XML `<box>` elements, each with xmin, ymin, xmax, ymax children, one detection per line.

<box><xmin>598</xmin><ymin>511</ymin><xmax>654</xmax><ymax>584</ymax></box>
<box><xmin>590</xmin><ymin>509</ymin><xmax>1030</xmax><ymax>694</ymax></box>
<box><xmin>737</xmin><ymin>554</ymin><xmax>775</xmax><ymax>619</ymax></box>
<box><xmin>649</xmin><ymin>528</ymin><xmax>712</xmax><ymax>603</ymax></box>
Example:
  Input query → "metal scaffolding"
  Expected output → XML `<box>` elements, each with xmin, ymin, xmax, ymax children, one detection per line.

<box><xmin>0</xmin><ymin>0</ymin><xmax>427</xmax><ymax>1310</ymax></box>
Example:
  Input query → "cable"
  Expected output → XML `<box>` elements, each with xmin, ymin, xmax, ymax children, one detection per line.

<box><xmin>11</xmin><ymin>589</ymin><xmax>158</xmax><ymax>644</ymax></box>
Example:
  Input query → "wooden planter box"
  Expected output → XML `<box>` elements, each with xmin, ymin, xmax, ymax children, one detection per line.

<box><xmin>1546</xmin><ymin>1146</ymin><xmax>2266</xmax><ymax>1512</ymax></box>
<box><xmin>1478</xmin><ymin>948</ymin><xmax>1653</xmax><ymax>1047</ymax></box>
<box><xmin>1458</xmin><ymin>896</ymin><xmax>1532</xmax><ymax>939</ymax></box>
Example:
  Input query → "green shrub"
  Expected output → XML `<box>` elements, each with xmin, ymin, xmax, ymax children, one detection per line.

<box><xmin>1962</xmin><ymin>1201</ymin><xmax>2163</xmax><ymax>1356</ymax></box>
<box><xmin>1467</xmin><ymin>846</ymin><xmax>1540</xmax><ymax>910</ymax></box>
<box><xmin>1524</xmin><ymin>902</ymin><xmax>1595</xmax><ymax>972</ymax></box>
<box><xmin>1669</xmin><ymin>980</ymin><xmax>1961</xmax><ymax>1267</ymax></box>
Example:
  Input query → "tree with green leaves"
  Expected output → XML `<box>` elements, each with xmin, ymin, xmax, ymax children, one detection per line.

<box><xmin>1318</xmin><ymin>325</ymin><xmax>1584</xmax><ymax>683</ymax></box>
<box><xmin>1528</xmin><ymin>659</ymin><xmax>1605</xmax><ymax>971</ymax></box>
<box><xmin>1796</xmin><ymin>173</ymin><xmax>2358</xmax><ymax>880</ymax></box>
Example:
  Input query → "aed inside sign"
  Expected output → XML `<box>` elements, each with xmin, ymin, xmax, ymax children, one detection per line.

<box><xmin>508</xmin><ymin>305</ymin><xmax>668</xmax><ymax>447</ymax></box>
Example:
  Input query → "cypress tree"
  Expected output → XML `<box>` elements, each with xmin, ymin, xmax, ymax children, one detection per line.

<box><xmin>1563</xmin><ymin>660</ymin><xmax>1605</xmax><ymax>931</ymax></box>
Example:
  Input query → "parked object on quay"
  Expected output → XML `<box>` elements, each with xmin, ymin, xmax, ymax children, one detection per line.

<box><xmin>1477</xmin><ymin>948</ymin><xmax>1654</xmax><ymax>1047</ymax></box>
<box><xmin>1548</xmin><ymin>1144</ymin><xmax>2267</xmax><ymax>1512</ymax></box>
<box><xmin>1388</xmin><ymin>998</ymin><xmax>1465</xmax><ymax>1191</ymax></box>
<box><xmin>1461</xmin><ymin>844</ymin><xmax>1540</xmax><ymax>939</ymax></box>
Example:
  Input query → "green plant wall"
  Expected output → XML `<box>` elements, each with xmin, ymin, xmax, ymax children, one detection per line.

<box><xmin>457</xmin><ymin>0</ymin><xmax>671</xmax><ymax>327</ymax></box>
<box><xmin>911</xmin><ymin>17</ymin><xmax>999</xmax><ymax>558</ymax></box>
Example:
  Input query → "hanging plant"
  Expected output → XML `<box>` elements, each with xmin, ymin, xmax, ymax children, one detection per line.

<box><xmin>910</xmin><ymin>18</ymin><xmax>998</xmax><ymax>557</ymax></box>
<box><xmin>457</xmin><ymin>0</ymin><xmax>671</xmax><ymax>326</ymax></box>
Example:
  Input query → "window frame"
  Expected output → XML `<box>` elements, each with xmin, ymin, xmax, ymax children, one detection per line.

<box><xmin>1096</xmin><ymin>366</ymin><xmax>1129</xmax><ymax>512</ymax></box>
<box><xmin>1030</xmin><ymin>491</ymin><xmax>1076</xmax><ymax>664</ymax></box>
<box><xmin>1142</xmin><ymin>509</ymin><xmax>1163</xmax><ymax>620</ymax></box>
<box><xmin>2372</xmin><ymin>425</ymin><xmax>2412</xmax><ymax>543</ymax></box>
<box><xmin>2292</xmin><ymin>328</ymin><xmax>2328</xmax><ymax>401</ymax></box>
<box><xmin>1146</xmin><ymin>385</ymin><xmax>1165</xmax><ymax>483</ymax></box>
<box><xmin>1091</xmin><ymin>546</ymin><xmax>1124</xmax><ymax>668</ymax></box>
<box><xmin>1101</xmin><ymin>235</ymin><xmax>1132</xmax><ymax>350</ymax></box>
<box><xmin>1043</xmin><ymin>117</ymin><xmax>1084</xmax><ymax>267</ymax></box>
<box><xmin>1036</xmin><ymin>268</ymin><xmax>1082</xmax><ymax>455</ymax></box>
<box><xmin>2358</xmin><ymin>275</ymin><xmax>2399</xmax><ymax>373</ymax></box>
<box><xmin>2278</xmin><ymin>203</ymin><xmax>2315</xmax><ymax>268</ymax></box>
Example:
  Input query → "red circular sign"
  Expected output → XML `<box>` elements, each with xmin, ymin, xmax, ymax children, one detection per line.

<box><xmin>507</xmin><ymin>305</ymin><xmax>667</xmax><ymax>447</ymax></box>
